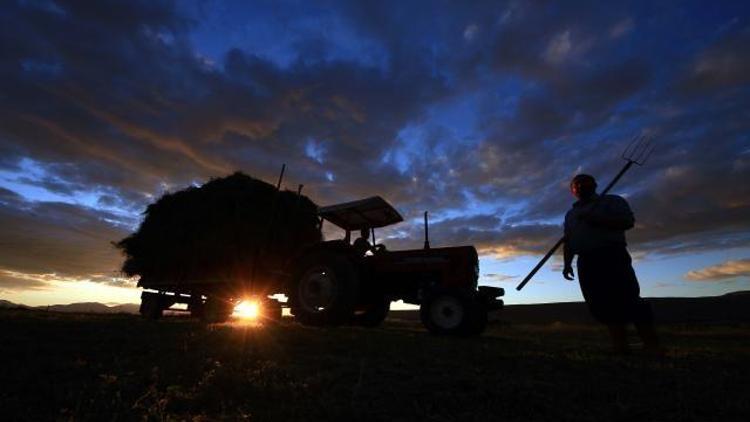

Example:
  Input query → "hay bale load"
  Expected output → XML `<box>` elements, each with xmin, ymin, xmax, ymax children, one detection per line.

<box><xmin>116</xmin><ymin>172</ymin><xmax>321</xmax><ymax>291</ymax></box>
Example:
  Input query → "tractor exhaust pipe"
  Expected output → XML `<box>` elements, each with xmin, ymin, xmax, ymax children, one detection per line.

<box><xmin>423</xmin><ymin>211</ymin><xmax>430</xmax><ymax>250</ymax></box>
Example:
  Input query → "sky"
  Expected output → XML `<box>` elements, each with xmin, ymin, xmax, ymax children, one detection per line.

<box><xmin>1</xmin><ymin>0</ymin><xmax>749</xmax><ymax>307</ymax></box>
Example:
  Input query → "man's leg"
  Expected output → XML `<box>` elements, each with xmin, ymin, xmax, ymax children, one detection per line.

<box><xmin>635</xmin><ymin>321</ymin><xmax>662</xmax><ymax>355</ymax></box>
<box><xmin>607</xmin><ymin>324</ymin><xmax>630</xmax><ymax>355</ymax></box>
<box><xmin>632</xmin><ymin>295</ymin><xmax>663</xmax><ymax>354</ymax></box>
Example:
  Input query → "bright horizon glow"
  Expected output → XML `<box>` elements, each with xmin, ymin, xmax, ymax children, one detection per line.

<box><xmin>2</xmin><ymin>279</ymin><xmax>141</xmax><ymax>307</ymax></box>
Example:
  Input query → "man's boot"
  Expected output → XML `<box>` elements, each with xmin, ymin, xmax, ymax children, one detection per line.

<box><xmin>607</xmin><ymin>324</ymin><xmax>630</xmax><ymax>355</ymax></box>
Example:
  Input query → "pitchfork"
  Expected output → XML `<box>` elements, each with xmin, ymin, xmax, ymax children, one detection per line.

<box><xmin>515</xmin><ymin>135</ymin><xmax>655</xmax><ymax>291</ymax></box>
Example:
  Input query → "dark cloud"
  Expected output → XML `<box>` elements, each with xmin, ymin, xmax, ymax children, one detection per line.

<box><xmin>678</xmin><ymin>29</ymin><xmax>750</xmax><ymax>94</ymax></box>
<box><xmin>1</xmin><ymin>0</ymin><xmax>454</xmax><ymax>209</ymax></box>
<box><xmin>384</xmin><ymin>213</ymin><xmax>560</xmax><ymax>258</ymax></box>
<box><xmin>0</xmin><ymin>270</ymin><xmax>49</xmax><ymax>291</ymax></box>
<box><xmin>0</xmin><ymin>194</ymin><xmax>129</xmax><ymax>277</ymax></box>
<box><xmin>0</xmin><ymin>186</ymin><xmax>23</xmax><ymax>204</ymax></box>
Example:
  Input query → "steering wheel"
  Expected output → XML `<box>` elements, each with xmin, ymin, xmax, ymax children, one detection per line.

<box><xmin>373</xmin><ymin>244</ymin><xmax>387</xmax><ymax>253</ymax></box>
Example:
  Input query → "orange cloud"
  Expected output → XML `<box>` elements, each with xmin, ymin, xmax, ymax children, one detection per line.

<box><xmin>0</xmin><ymin>268</ymin><xmax>137</xmax><ymax>291</ymax></box>
<box><xmin>685</xmin><ymin>258</ymin><xmax>750</xmax><ymax>281</ymax></box>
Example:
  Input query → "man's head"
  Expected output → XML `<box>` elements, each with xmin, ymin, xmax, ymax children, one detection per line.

<box><xmin>359</xmin><ymin>228</ymin><xmax>370</xmax><ymax>239</ymax></box>
<box><xmin>570</xmin><ymin>174</ymin><xmax>597</xmax><ymax>200</ymax></box>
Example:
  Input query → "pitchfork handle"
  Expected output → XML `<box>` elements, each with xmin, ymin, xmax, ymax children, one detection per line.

<box><xmin>515</xmin><ymin>237</ymin><xmax>564</xmax><ymax>290</ymax></box>
<box><xmin>515</xmin><ymin>160</ymin><xmax>635</xmax><ymax>291</ymax></box>
<box><xmin>599</xmin><ymin>161</ymin><xmax>633</xmax><ymax>197</ymax></box>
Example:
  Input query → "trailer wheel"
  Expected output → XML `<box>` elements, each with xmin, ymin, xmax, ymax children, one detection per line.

<box><xmin>420</xmin><ymin>289</ymin><xmax>487</xmax><ymax>336</ymax></box>
<box><xmin>188</xmin><ymin>296</ymin><xmax>205</xmax><ymax>319</ymax></box>
<box><xmin>201</xmin><ymin>297</ymin><xmax>233</xmax><ymax>323</ymax></box>
<box><xmin>140</xmin><ymin>294</ymin><xmax>163</xmax><ymax>320</ymax></box>
<box><xmin>263</xmin><ymin>300</ymin><xmax>283</xmax><ymax>323</ymax></box>
<box><xmin>290</xmin><ymin>252</ymin><xmax>359</xmax><ymax>326</ymax></box>
<box><xmin>351</xmin><ymin>295</ymin><xmax>390</xmax><ymax>327</ymax></box>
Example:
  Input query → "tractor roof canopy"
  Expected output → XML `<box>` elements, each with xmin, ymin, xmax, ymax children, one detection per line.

<box><xmin>319</xmin><ymin>196</ymin><xmax>403</xmax><ymax>231</ymax></box>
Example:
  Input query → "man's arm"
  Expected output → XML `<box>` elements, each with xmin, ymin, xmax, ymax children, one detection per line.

<box><xmin>352</xmin><ymin>238</ymin><xmax>371</xmax><ymax>256</ymax></box>
<box><xmin>562</xmin><ymin>214</ymin><xmax>575</xmax><ymax>280</ymax></box>
<box><xmin>563</xmin><ymin>238</ymin><xmax>575</xmax><ymax>280</ymax></box>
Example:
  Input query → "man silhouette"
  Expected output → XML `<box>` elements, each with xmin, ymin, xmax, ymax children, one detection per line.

<box><xmin>563</xmin><ymin>174</ymin><xmax>660</xmax><ymax>355</ymax></box>
<box><xmin>352</xmin><ymin>228</ymin><xmax>372</xmax><ymax>256</ymax></box>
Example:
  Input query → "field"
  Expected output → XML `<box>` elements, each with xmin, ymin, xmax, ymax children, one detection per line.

<box><xmin>1</xmin><ymin>308</ymin><xmax>748</xmax><ymax>421</ymax></box>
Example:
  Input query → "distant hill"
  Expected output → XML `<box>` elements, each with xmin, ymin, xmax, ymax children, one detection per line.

<box><xmin>0</xmin><ymin>300</ymin><xmax>29</xmax><ymax>309</ymax></box>
<box><xmin>39</xmin><ymin>302</ymin><xmax>141</xmax><ymax>314</ymax></box>
<box><xmin>390</xmin><ymin>291</ymin><xmax>750</xmax><ymax>325</ymax></box>
<box><xmin>0</xmin><ymin>300</ymin><xmax>139</xmax><ymax>314</ymax></box>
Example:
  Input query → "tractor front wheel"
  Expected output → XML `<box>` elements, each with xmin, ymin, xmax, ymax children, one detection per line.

<box><xmin>420</xmin><ymin>288</ymin><xmax>487</xmax><ymax>336</ymax></box>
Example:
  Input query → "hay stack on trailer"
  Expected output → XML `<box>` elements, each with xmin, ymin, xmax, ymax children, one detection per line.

<box><xmin>115</xmin><ymin>172</ymin><xmax>321</xmax><ymax>297</ymax></box>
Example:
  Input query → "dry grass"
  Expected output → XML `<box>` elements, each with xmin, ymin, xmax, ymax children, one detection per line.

<box><xmin>1</xmin><ymin>309</ymin><xmax>748</xmax><ymax>421</ymax></box>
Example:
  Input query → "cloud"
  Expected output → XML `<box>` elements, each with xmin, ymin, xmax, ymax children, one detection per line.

<box><xmin>685</xmin><ymin>258</ymin><xmax>750</xmax><ymax>281</ymax></box>
<box><xmin>1</xmin><ymin>0</ymin><xmax>456</xmax><ymax>209</ymax></box>
<box><xmin>463</xmin><ymin>23</ymin><xmax>480</xmax><ymax>41</ymax></box>
<box><xmin>383</xmin><ymin>213</ymin><xmax>560</xmax><ymax>259</ymax></box>
<box><xmin>0</xmin><ymin>270</ymin><xmax>49</xmax><ymax>291</ymax></box>
<box><xmin>0</xmin><ymin>195</ymin><xmax>129</xmax><ymax>278</ymax></box>
<box><xmin>678</xmin><ymin>29</ymin><xmax>750</xmax><ymax>94</ymax></box>
<box><xmin>0</xmin><ymin>268</ymin><xmax>135</xmax><ymax>292</ymax></box>
<box><xmin>0</xmin><ymin>186</ymin><xmax>23</xmax><ymax>205</ymax></box>
<box><xmin>609</xmin><ymin>18</ymin><xmax>633</xmax><ymax>39</ymax></box>
<box><xmin>482</xmin><ymin>273</ymin><xmax>517</xmax><ymax>283</ymax></box>
<box><xmin>543</xmin><ymin>30</ymin><xmax>573</xmax><ymax>64</ymax></box>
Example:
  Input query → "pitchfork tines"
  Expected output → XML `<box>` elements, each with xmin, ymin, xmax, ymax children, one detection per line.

<box><xmin>622</xmin><ymin>134</ymin><xmax>655</xmax><ymax>166</ymax></box>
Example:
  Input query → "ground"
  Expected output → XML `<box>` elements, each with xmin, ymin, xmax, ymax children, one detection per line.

<box><xmin>1</xmin><ymin>309</ymin><xmax>748</xmax><ymax>421</ymax></box>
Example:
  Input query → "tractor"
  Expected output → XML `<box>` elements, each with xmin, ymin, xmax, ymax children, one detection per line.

<box><xmin>288</xmin><ymin>196</ymin><xmax>503</xmax><ymax>335</ymax></box>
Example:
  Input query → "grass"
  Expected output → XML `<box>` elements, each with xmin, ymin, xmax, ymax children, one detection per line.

<box><xmin>1</xmin><ymin>309</ymin><xmax>748</xmax><ymax>421</ymax></box>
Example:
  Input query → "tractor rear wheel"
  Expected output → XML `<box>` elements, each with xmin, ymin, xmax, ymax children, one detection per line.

<box><xmin>420</xmin><ymin>288</ymin><xmax>487</xmax><ymax>336</ymax></box>
<box><xmin>351</xmin><ymin>295</ymin><xmax>390</xmax><ymax>327</ymax></box>
<box><xmin>290</xmin><ymin>251</ymin><xmax>359</xmax><ymax>326</ymax></box>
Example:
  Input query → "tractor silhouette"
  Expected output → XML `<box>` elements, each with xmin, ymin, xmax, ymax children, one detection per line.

<box><xmin>139</xmin><ymin>196</ymin><xmax>504</xmax><ymax>336</ymax></box>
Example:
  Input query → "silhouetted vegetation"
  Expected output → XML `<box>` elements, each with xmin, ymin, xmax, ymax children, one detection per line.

<box><xmin>115</xmin><ymin>172</ymin><xmax>321</xmax><ymax>286</ymax></box>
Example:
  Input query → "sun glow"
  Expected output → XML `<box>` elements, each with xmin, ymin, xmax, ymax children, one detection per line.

<box><xmin>233</xmin><ymin>300</ymin><xmax>260</xmax><ymax>320</ymax></box>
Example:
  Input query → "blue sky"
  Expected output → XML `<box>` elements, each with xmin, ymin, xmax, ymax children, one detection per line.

<box><xmin>1</xmin><ymin>0</ymin><xmax>749</xmax><ymax>306</ymax></box>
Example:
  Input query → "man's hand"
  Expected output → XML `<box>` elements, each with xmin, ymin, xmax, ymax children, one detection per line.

<box><xmin>563</xmin><ymin>265</ymin><xmax>575</xmax><ymax>280</ymax></box>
